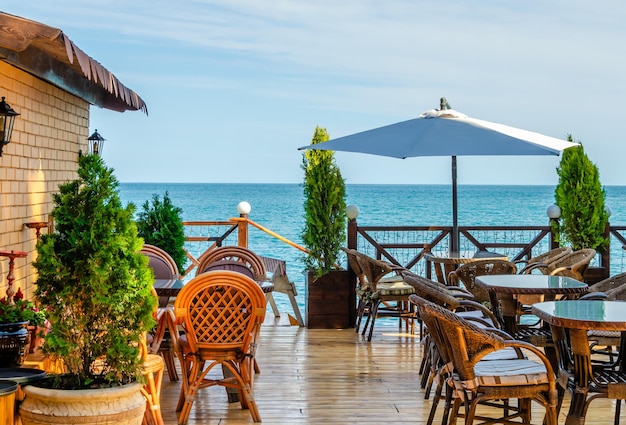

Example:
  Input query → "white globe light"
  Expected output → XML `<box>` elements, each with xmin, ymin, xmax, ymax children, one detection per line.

<box><xmin>346</xmin><ymin>204</ymin><xmax>360</xmax><ymax>220</ymax></box>
<box><xmin>546</xmin><ymin>204</ymin><xmax>561</xmax><ymax>219</ymax></box>
<box><xmin>237</xmin><ymin>201</ymin><xmax>251</xmax><ymax>215</ymax></box>
<box><xmin>606</xmin><ymin>205</ymin><xmax>612</xmax><ymax>217</ymax></box>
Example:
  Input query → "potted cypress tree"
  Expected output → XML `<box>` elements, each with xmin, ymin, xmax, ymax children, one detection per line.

<box><xmin>301</xmin><ymin>126</ymin><xmax>352</xmax><ymax>329</ymax></box>
<box><xmin>21</xmin><ymin>155</ymin><xmax>156</xmax><ymax>425</ymax></box>
<box><xmin>553</xmin><ymin>136</ymin><xmax>609</xmax><ymax>282</ymax></box>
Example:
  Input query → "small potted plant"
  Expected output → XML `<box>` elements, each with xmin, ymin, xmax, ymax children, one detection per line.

<box><xmin>301</xmin><ymin>126</ymin><xmax>351</xmax><ymax>329</ymax></box>
<box><xmin>20</xmin><ymin>155</ymin><xmax>156</xmax><ymax>425</ymax></box>
<box><xmin>0</xmin><ymin>287</ymin><xmax>39</xmax><ymax>366</ymax></box>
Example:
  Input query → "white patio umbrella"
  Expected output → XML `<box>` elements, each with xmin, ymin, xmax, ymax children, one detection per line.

<box><xmin>299</xmin><ymin>98</ymin><xmax>579</xmax><ymax>251</ymax></box>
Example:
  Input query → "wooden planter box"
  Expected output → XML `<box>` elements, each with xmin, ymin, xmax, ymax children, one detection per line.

<box><xmin>584</xmin><ymin>266</ymin><xmax>608</xmax><ymax>285</ymax></box>
<box><xmin>305</xmin><ymin>270</ymin><xmax>354</xmax><ymax>329</ymax></box>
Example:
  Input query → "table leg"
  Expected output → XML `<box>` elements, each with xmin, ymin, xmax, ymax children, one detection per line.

<box><xmin>496</xmin><ymin>293</ymin><xmax>518</xmax><ymax>336</ymax></box>
<box><xmin>564</xmin><ymin>328</ymin><xmax>592</xmax><ymax>425</ymax></box>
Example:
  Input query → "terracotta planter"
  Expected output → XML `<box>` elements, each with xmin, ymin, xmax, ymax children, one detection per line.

<box><xmin>0</xmin><ymin>321</ymin><xmax>30</xmax><ymax>367</ymax></box>
<box><xmin>305</xmin><ymin>270</ymin><xmax>355</xmax><ymax>329</ymax></box>
<box><xmin>28</xmin><ymin>323</ymin><xmax>50</xmax><ymax>354</ymax></box>
<box><xmin>19</xmin><ymin>382</ymin><xmax>145</xmax><ymax>425</ymax></box>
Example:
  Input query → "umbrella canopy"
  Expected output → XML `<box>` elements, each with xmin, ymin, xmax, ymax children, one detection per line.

<box><xmin>299</xmin><ymin>98</ymin><xmax>579</xmax><ymax>251</ymax></box>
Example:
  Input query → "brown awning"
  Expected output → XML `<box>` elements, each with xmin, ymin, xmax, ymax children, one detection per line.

<box><xmin>0</xmin><ymin>12</ymin><xmax>147</xmax><ymax>114</ymax></box>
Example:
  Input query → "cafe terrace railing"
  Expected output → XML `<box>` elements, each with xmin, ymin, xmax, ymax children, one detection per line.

<box><xmin>182</xmin><ymin>215</ymin><xmax>626</xmax><ymax>284</ymax></box>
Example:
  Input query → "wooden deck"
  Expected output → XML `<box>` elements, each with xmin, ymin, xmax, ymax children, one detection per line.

<box><xmin>157</xmin><ymin>317</ymin><xmax>625</xmax><ymax>425</ymax></box>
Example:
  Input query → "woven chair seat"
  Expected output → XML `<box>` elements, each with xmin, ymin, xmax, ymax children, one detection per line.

<box><xmin>589</xmin><ymin>329</ymin><xmax>620</xmax><ymax>338</ymax></box>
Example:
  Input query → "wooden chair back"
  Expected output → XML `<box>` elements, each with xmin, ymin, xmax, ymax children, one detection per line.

<box><xmin>196</xmin><ymin>246</ymin><xmax>266</xmax><ymax>280</ymax></box>
<box><xmin>142</xmin><ymin>244</ymin><xmax>179</xmax><ymax>308</ymax></box>
<box><xmin>447</xmin><ymin>259</ymin><xmax>517</xmax><ymax>303</ymax></box>
<box><xmin>141</xmin><ymin>244</ymin><xmax>179</xmax><ymax>279</ymax></box>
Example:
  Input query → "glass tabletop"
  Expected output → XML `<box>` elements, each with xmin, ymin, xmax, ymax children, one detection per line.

<box><xmin>533</xmin><ymin>300</ymin><xmax>626</xmax><ymax>330</ymax></box>
<box><xmin>476</xmin><ymin>274</ymin><xmax>587</xmax><ymax>293</ymax></box>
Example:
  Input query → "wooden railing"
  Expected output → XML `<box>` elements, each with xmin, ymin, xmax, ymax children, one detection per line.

<box><xmin>183</xmin><ymin>217</ymin><xmax>626</xmax><ymax>283</ymax></box>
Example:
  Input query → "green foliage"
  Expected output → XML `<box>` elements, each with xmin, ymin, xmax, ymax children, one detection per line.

<box><xmin>33</xmin><ymin>155</ymin><xmax>156</xmax><ymax>389</ymax></box>
<box><xmin>553</xmin><ymin>136</ymin><xmax>609</xmax><ymax>250</ymax></box>
<box><xmin>0</xmin><ymin>287</ymin><xmax>44</xmax><ymax>325</ymax></box>
<box><xmin>136</xmin><ymin>192</ymin><xmax>186</xmax><ymax>275</ymax></box>
<box><xmin>301</xmin><ymin>126</ymin><xmax>347</xmax><ymax>278</ymax></box>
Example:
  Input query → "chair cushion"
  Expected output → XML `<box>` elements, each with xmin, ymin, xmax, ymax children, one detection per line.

<box><xmin>379</xmin><ymin>275</ymin><xmax>405</xmax><ymax>284</ymax></box>
<box><xmin>471</xmin><ymin>358</ymin><xmax>549</xmax><ymax>387</ymax></box>
<box><xmin>377</xmin><ymin>281</ymin><xmax>415</xmax><ymax>296</ymax></box>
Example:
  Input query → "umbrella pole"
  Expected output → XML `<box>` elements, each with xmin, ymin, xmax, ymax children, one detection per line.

<box><xmin>451</xmin><ymin>155</ymin><xmax>459</xmax><ymax>253</ymax></box>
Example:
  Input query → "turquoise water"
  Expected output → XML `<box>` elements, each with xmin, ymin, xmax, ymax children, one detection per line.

<box><xmin>119</xmin><ymin>183</ymin><xmax>626</xmax><ymax>315</ymax></box>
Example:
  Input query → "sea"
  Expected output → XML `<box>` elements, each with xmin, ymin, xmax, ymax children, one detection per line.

<box><xmin>118</xmin><ymin>183</ymin><xmax>626</xmax><ymax>316</ymax></box>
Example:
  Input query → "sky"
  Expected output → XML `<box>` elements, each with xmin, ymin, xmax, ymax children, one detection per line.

<box><xmin>4</xmin><ymin>1</ymin><xmax>626</xmax><ymax>185</ymax></box>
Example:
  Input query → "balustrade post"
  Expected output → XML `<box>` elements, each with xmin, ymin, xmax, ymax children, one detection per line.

<box><xmin>549</xmin><ymin>218</ymin><xmax>559</xmax><ymax>250</ymax></box>
<box><xmin>601</xmin><ymin>221</ymin><xmax>610</xmax><ymax>271</ymax></box>
<box><xmin>236</xmin><ymin>202</ymin><xmax>251</xmax><ymax>248</ymax></box>
<box><xmin>236</xmin><ymin>218</ymin><xmax>248</xmax><ymax>248</ymax></box>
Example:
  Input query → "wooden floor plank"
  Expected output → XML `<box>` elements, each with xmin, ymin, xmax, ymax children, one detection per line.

<box><xmin>157</xmin><ymin>318</ymin><xmax>624</xmax><ymax>425</ymax></box>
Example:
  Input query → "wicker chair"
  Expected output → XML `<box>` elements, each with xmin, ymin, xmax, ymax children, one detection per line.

<box><xmin>172</xmin><ymin>271</ymin><xmax>267</xmax><ymax>424</ymax></box>
<box><xmin>141</xmin><ymin>244</ymin><xmax>180</xmax><ymax>382</ymax></box>
<box><xmin>447</xmin><ymin>259</ymin><xmax>518</xmax><ymax>304</ymax></box>
<box><xmin>140</xmin><ymin>333</ymin><xmax>165</xmax><ymax>425</ymax></box>
<box><xmin>404</xmin><ymin>273</ymin><xmax>511</xmax><ymax>425</ymax></box>
<box><xmin>515</xmin><ymin>247</ymin><xmax>572</xmax><ymax>274</ymax></box>
<box><xmin>343</xmin><ymin>248</ymin><xmax>416</xmax><ymax>341</ymax></box>
<box><xmin>142</xmin><ymin>244</ymin><xmax>180</xmax><ymax>307</ymax></box>
<box><xmin>411</xmin><ymin>295</ymin><xmax>558</xmax><ymax>425</ymax></box>
<box><xmin>196</xmin><ymin>246</ymin><xmax>278</xmax><ymax>317</ymax></box>
<box><xmin>521</xmin><ymin>248</ymin><xmax>595</xmax><ymax>281</ymax></box>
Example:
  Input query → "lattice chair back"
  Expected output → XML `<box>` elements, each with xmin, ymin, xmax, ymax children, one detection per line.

<box><xmin>196</xmin><ymin>246</ymin><xmax>267</xmax><ymax>280</ymax></box>
<box><xmin>175</xmin><ymin>270</ymin><xmax>266</xmax><ymax>352</ymax></box>
<box><xmin>448</xmin><ymin>259</ymin><xmax>517</xmax><ymax>304</ymax></box>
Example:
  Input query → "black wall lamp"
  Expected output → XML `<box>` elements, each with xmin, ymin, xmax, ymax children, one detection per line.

<box><xmin>87</xmin><ymin>129</ymin><xmax>106</xmax><ymax>156</ymax></box>
<box><xmin>0</xmin><ymin>96</ymin><xmax>19</xmax><ymax>157</ymax></box>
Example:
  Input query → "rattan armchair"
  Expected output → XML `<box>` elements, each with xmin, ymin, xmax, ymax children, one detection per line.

<box><xmin>521</xmin><ymin>248</ymin><xmax>595</xmax><ymax>281</ymax></box>
<box><xmin>343</xmin><ymin>248</ymin><xmax>415</xmax><ymax>341</ymax></box>
<box><xmin>515</xmin><ymin>247</ymin><xmax>572</xmax><ymax>274</ymax></box>
<box><xmin>447</xmin><ymin>259</ymin><xmax>518</xmax><ymax>304</ymax></box>
<box><xmin>404</xmin><ymin>272</ymin><xmax>509</xmax><ymax>424</ymax></box>
<box><xmin>173</xmin><ymin>270</ymin><xmax>267</xmax><ymax>424</ymax></box>
<box><xmin>411</xmin><ymin>295</ymin><xmax>558</xmax><ymax>425</ymax></box>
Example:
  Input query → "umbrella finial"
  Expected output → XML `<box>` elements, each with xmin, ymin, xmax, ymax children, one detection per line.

<box><xmin>440</xmin><ymin>97</ymin><xmax>451</xmax><ymax>110</ymax></box>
